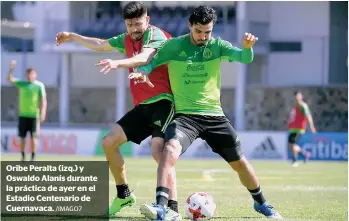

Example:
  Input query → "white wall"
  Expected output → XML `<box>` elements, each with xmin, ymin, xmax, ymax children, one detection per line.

<box><xmin>247</xmin><ymin>1</ymin><xmax>270</xmax><ymax>22</ymax></box>
<box><xmin>220</xmin><ymin>62</ymin><xmax>238</xmax><ymax>88</ymax></box>
<box><xmin>267</xmin><ymin>1</ymin><xmax>330</xmax><ymax>86</ymax></box>
<box><xmin>269</xmin><ymin>2</ymin><xmax>329</xmax><ymax>39</ymax></box>
<box><xmin>70</xmin><ymin>53</ymin><xmax>129</xmax><ymax>88</ymax></box>
<box><xmin>267</xmin><ymin>38</ymin><xmax>328</xmax><ymax>86</ymax></box>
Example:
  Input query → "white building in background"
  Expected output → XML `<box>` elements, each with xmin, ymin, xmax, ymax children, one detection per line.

<box><xmin>2</xmin><ymin>1</ymin><xmax>345</xmax><ymax>88</ymax></box>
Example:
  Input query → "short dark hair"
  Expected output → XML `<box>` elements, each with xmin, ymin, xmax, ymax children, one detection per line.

<box><xmin>122</xmin><ymin>1</ymin><xmax>147</xmax><ymax>20</ymax></box>
<box><xmin>189</xmin><ymin>6</ymin><xmax>217</xmax><ymax>26</ymax></box>
<box><xmin>26</xmin><ymin>68</ymin><xmax>35</xmax><ymax>74</ymax></box>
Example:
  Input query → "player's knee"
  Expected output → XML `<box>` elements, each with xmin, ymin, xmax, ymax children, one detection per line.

<box><xmin>151</xmin><ymin>137</ymin><xmax>165</xmax><ymax>163</ymax></box>
<box><xmin>229</xmin><ymin>157</ymin><xmax>249</xmax><ymax>172</ymax></box>
<box><xmin>102</xmin><ymin>134</ymin><xmax>120</xmax><ymax>151</ymax></box>
<box><xmin>102</xmin><ymin>125</ymin><xmax>127</xmax><ymax>151</ymax></box>
<box><xmin>152</xmin><ymin>150</ymin><xmax>162</xmax><ymax>164</ymax></box>
<box><xmin>102</xmin><ymin>135</ymin><xmax>113</xmax><ymax>151</ymax></box>
<box><xmin>163</xmin><ymin>139</ymin><xmax>181</xmax><ymax>161</ymax></box>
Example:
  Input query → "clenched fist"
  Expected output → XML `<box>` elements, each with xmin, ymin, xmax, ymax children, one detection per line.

<box><xmin>9</xmin><ymin>60</ymin><xmax>17</xmax><ymax>70</ymax></box>
<box><xmin>242</xmin><ymin>32</ymin><xmax>258</xmax><ymax>49</ymax></box>
<box><xmin>56</xmin><ymin>32</ymin><xmax>72</xmax><ymax>46</ymax></box>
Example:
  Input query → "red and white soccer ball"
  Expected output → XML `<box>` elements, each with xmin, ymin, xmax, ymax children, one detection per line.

<box><xmin>185</xmin><ymin>192</ymin><xmax>216</xmax><ymax>221</ymax></box>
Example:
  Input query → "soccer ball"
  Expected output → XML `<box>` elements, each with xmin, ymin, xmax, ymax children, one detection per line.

<box><xmin>184</xmin><ymin>192</ymin><xmax>216</xmax><ymax>221</ymax></box>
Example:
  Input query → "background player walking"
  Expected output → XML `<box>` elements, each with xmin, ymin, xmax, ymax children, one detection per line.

<box><xmin>287</xmin><ymin>92</ymin><xmax>317</xmax><ymax>167</ymax></box>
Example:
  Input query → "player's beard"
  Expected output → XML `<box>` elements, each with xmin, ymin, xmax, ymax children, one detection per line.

<box><xmin>196</xmin><ymin>39</ymin><xmax>208</xmax><ymax>46</ymax></box>
<box><xmin>131</xmin><ymin>32</ymin><xmax>143</xmax><ymax>41</ymax></box>
<box><xmin>190</xmin><ymin>33</ymin><xmax>207</xmax><ymax>46</ymax></box>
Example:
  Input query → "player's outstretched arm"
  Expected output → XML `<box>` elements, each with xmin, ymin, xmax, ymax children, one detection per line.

<box><xmin>56</xmin><ymin>32</ymin><xmax>115</xmax><ymax>51</ymax></box>
<box><xmin>96</xmin><ymin>48</ymin><xmax>157</xmax><ymax>74</ymax></box>
<box><xmin>128</xmin><ymin>39</ymin><xmax>175</xmax><ymax>87</ymax></box>
<box><xmin>96</xmin><ymin>28</ymin><xmax>172</xmax><ymax>74</ymax></box>
<box><xmin>7</xmin><ymin>60</ymin><xmax>17</xmax><ymax>85</ymax></box>
<box><xmin>220</xmin><ymin>32</ymin><xmax>258</xmax><ymax>64</ymax></box>
<box><xmin>138</xmin><ymin>39</ymin><xmax>174</xmax><ymax>76</ymax></box>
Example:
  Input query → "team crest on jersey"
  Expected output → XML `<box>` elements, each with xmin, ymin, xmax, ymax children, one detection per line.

<box><xmin>179</xmin><ymin>51</ymin><xmax>187</xmax><ymax>57</ymax></box>
<box><xmin>203</xmin><ymin>48</ymin><xmax>212</xmax><ymax>59</ymax></box>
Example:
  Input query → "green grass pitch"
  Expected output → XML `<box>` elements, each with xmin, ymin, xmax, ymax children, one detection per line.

<box><xmin>1</xmin><ymin>154</ymin><xmax>347</xmax><ymax>221</ymax></box>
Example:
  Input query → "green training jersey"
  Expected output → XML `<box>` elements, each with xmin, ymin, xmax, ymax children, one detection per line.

<box><xmin>139</xmin><ymin>34</ymin><xmax>254</xmax><ymax>116</ymax></box>
<box><xmin>13</xmin><ymin>79</ymin><xmax>46</xmax><ymax>118</ymax></box>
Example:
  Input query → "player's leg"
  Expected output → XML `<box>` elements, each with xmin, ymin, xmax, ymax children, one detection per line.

<box><xmin>288</xmin><ymin>133</ymin><xmax>299</xmax><ymax>166</ymax></box>
<box><xmin>151</xmin><ymin>137</ymin><xmax>178</xmax><ymax>211</ymax></box>
<box><xmin>149</xmin><ymin>100</ymin><xmax>179</xmax><ymax>213</ymax></box>
<box><xmin>102</xmin><ymin>124</ymin><xmax>128</xmax><ymax>184</ymax></box>
<box><xmin>288</xmin><ymin>133</ymin><xmax>309</xmax><ymax>166</ymax></box>
<box><xmin>18</xmin><ymin>117</ymin><xmax>28</xmax><ymax>162</ymax></box>
<box><xmin>102</xmin><ymin>123</ymin><xmax>135</xmax><ymax>215</ymax></box>
<box><xmin>203</xmin><ymin>117</ymin><xmax>282</xmax><ymax>219</ymax></box>
<box><xmin>29</xmin><ymin>117</ymin><xmax>39</xmax><ymax>161</ymax></box>
<box><xmin>140</xmin><ymin>114</ymin><xmax>199</xmax><ymax>220</ymax></box>
<box><xmin>102</xmin><ymin>107</ymin><xmax>147</xmax><ymax>215</ymax></box>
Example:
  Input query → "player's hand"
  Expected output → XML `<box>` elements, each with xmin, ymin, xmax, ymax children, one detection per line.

<box><xmin>95</xmin><ymin>59</ymin><xmax>120</xmax><ymax>75</ymax></box>
<box><xmin>40</xmin><ymin>113</ymin><xmax>46</xmax><ymax>123</ymax></box>
<box><xmin>128</xmin><ymin>71</ymin><xmax>154</xmax><ymax>88</ymax></box>
<box><xmin>56</xmin><ymin>32</ymin><xmax>72</xmax><ymax>46</ymax></box>
<box><xmin>9</xmin><ymin>60</ymin><xmax>16</xmax><ymax>70</ymax></box>
<box><xmin>310</xmin><ymin>127</ymin><xmax>317</xmax><ymax>134</ymax></box>
<box><xmin>242</xmin><ymin>32</ymin><xmax>258</xmax><ymax>49</ymax></box>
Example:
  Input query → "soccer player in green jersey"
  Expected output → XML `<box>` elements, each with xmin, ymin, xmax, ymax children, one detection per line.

<box><xmin>128</xmin><ymin>6</ymin><xmax>282</xmax><ymax>220</ymax></box>
<box><xmin>7</xmin><ymin>60</ymin><xmax>47</xmax><ymax>162</ymax></box>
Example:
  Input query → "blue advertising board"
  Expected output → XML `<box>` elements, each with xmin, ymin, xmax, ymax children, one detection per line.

<box><xmin>287</xmin><ymin>132</ymin><xmax>348</xmax><ymax>161</ymax></box>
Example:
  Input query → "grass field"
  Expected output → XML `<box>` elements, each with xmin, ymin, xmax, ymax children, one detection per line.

<box><xmin>1</xmin><ymin>153</ymin><xmax>348</xmax><ymax>221</ymax></box>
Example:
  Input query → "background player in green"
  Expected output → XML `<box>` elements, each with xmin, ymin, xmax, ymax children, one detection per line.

<box><xmin>56</xmin><ymin>2</ymin><xmax>180</xmax><ymax>219</ymax></box>
<box><xmin>7</xmin><ymin>60</ymin><xmax>47</xmax><ymax>162</ymax></box>
<box><xmin>129</xmin><ymin>6</ymin><xmax>282</xmax><ymax>220</ymax></box>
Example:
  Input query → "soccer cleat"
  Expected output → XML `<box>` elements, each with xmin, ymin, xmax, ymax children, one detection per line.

<box><xmin>166</xmin><ymin>208</ymin><xmax>182</xmax><ymax>220</ymax></box>
<box><xmin>106</xmin><ymin>193</ymin><xmax>136</xmax><ymax>216</ymax></box>
<box><xmin>304</xmin><ymin>151</ymin><xmax>311</xmax><ymax>163</ymax></box>
<box><xmin>291</xmin><ymin>162</ymin><xmax>299</xmax><ymax>167</ymax></box>
<box><xmin>140</xmin><ymin>204</ymin><xmax>181</xmax><ymax>220</ymax></box>
<box><xmin>140</xmin><ymin>204</ymin><xmax>166</xmax><ymax>220</ymax></box>
<box><xmin>254</xmin><ymin>202</ymin><xmax>282</xmax><ymax>219</ymax></box>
